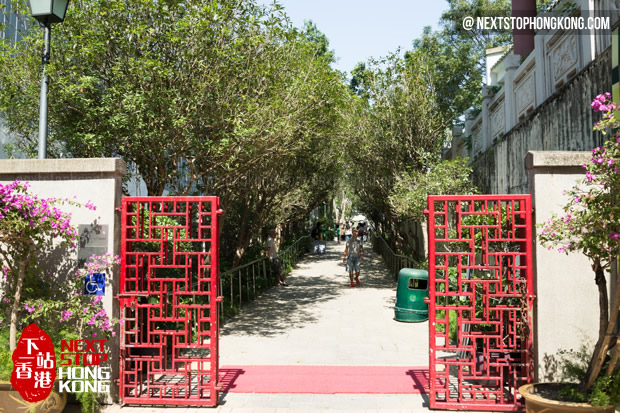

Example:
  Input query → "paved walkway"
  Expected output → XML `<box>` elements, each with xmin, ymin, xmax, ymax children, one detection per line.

<box><xmin>219</xmin><ymin>240</ymin><xmax>428</xmax><ymax>367</ymax></box>
<box><xmin>101</xmin><ymin>241</ymin><xmax>479</xmax><ymax>412</ymax></box>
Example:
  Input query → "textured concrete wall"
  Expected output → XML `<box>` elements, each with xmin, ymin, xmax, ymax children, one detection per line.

<box><xmin>0</xmin><ymin>158</ymin><xmax>126</xmax><ymax>401</ymax></box>
<box><xmin>472</xmin><ymin>48</ymin><xmax>611</xmax><ymax>194</ymax></box>
<box><xmin>526</xmin><ymin>151</ymin><xmax>601</xmax><ymax>382</ymax></box>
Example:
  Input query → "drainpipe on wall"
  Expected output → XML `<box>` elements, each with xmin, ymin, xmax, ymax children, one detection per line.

<box><xmin>512</xmin><ymin>0</ymin><xmax>536</xmax><ymax>57</ymax></box>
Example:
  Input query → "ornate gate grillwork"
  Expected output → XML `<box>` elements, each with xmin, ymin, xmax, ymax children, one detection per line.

<box><xmin>119</xmin><ymin>197</ymin><xmax>220</xmax><ymax>406</ymax></box>
<box><xmin>427</xmin><ymin>195</ymin><xmax>534</xmax><ymax>411</ymax></box>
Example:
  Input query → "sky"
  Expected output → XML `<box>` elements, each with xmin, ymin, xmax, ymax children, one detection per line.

<box><xmin>256</xmin><ymin>1</ymin><xmax>450</xmax><ymax>74</ymax></box>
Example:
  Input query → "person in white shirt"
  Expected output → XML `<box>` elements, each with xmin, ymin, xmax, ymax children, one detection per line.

<box><xmin>266</xmin><ymin>229</ymin><xmax>287</xmax><ymax>286</ymax></box>
<box><xmin>343</xmin><ymin>229</ymin><xmax>363</xmax><ymax>287</ymax></box>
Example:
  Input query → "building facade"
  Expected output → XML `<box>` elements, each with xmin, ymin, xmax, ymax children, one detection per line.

<box><xmin>444</xmin><ymin>0</ymin><xmax>620</xmax><ymax>194</ymax></box>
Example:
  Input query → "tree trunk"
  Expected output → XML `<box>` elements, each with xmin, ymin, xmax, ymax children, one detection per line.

<box><xmin>232</xmin><ymin>201</ymin><xmax>252</xmax><ymax>268</ymax></box>
<box><xmin>338</xmin><ymin>189</ymin><xmax>347</xmax><ymax>224</ymax></box>
<box><xmin>580</xmin><ymin>263</ymin><xmax>611</xmax><ymax>392</ymax></box>
<box><xmin>605</xmin><ymin>269</ymin><xmax>620</xmax><ymax>375</ymax></box>
<box><xmin>606</xmin><ymin>336</ymin><xmax>620</xmax><ymax>376</ymax></box>
<box><xmin>10</xmin><ymin>259</ymin><xmax>28</xmax><ymax>352</ymax></box>
<box><xmin>217</xmin><ymin>195</ymin><xmax>229</xmax><ymax>240</ymax></box>
<box><xmin>332</xmin><ymin>197</ymin><xmax>339</xmax><ymax>224</ymax></box>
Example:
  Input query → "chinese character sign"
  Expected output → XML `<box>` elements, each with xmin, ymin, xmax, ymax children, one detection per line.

<box><xmin>10</xmin><ymin>323</ymin><xmax>57</xmax><ymax>402</ymax></box>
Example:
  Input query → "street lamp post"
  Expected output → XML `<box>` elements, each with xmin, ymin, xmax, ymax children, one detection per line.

<box><xmin>28</xmin><ymin>0</ymin><xmax>70</xmax><ymax>159</ymax></box>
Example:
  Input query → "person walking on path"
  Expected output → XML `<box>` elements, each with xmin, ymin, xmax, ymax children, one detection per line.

<box><xmin>356</xmin><ymin>222</ymin><xmax>365</xmax><ymax>242</ymax></box>
<box><xmin>311</xmin><ymin>222</ymin><xmax>321</xmax><ymax>254</ymax></box>
<box><xmin>266</xmin><ymin>229</ymin><xmax>287</xmax><ymax>286</ymax></box>
<box><xmin>345</xmin><ymin>222</ymin><xmax>352</xmax><ymax>241</ymax></box>
<box><xmin>343</xmin><ymin>228</ymin><xmax>363</xmax><ymax>287</ymax></box>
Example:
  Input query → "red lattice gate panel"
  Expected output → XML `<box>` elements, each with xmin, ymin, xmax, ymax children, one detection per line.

<box><xmin>427</xmin><ymin>195</ymin><xmax>534</xmax><ymax>411</ymax></box>
<box><xmin>119</xmin><ymin>197</ymin><xmax>221</xmax><ymax>406</ymax></box>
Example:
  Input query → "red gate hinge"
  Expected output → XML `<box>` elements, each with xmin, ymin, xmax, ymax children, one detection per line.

<box><xmin>216</xmin><ymin>296</ymin><xmax>224</xmax><ymax>303</ymax></box>
<box><xmin>116</xmin><ymin>295</ymin><xmax>139</xmax><ymax>308</ymax></box>
<box><xmin>216</xmin><ymin>208</ymin><xmax>224</xmax><ymax>215</ymax></box>
<box><xmin>423</xmin><ymin>209</ymin><xmax>429</xmax><ymax>215</ymax></box>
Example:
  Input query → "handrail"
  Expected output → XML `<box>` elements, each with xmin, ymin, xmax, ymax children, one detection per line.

<box><xmin>218</xmin><ymin>235</ymin><xmax>312</xmax><ymax>319</ymax></box>
<box><xmin>371</xmin><ymin>234</ymin><xmax>419</xmax><ymax>280</ymax></box>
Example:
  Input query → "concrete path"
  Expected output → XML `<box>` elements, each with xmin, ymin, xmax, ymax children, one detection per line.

<box><xmin>101</xmin><ymin>241</ymin><xmax>489</xmax><ymax>412</ymax></box>
<box><xmin>219</xmin><ymin>240</ymin><xmax>428</xmax><ymax>367</ymax></box>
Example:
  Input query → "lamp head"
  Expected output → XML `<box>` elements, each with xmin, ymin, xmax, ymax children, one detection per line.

<box><xmin>28</xmin><ymin>0</ymin><xmax>69</xmax><ymax>25</ymax></box>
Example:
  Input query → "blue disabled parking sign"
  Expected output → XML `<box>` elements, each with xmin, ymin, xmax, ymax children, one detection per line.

<box><xmin>84</xmin><ymin>273</ymin><xmax>105</xmax><ymax>295</ymax></box>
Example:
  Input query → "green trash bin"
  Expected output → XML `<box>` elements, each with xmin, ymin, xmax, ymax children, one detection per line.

<box><xmin>394</xmin><ymin>268</ymin><xmax>429</xmax><ymax>322</ymax></box>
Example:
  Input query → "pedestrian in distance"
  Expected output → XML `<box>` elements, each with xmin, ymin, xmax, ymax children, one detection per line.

<box><xmin>311</xmin><ymin>222</ymin><xmax>321</xmax><ymax>254</ymax></box>
<box><xmin>357</xmin><ymin>222</ymin><xmax>365</xmax><ymax>243</ymax></box>
<box><xmin>335</xmin><ymin>223</ymin><xmax>341</xmax><ymax>244</ymax></box>
<box><xmin>266</xmin><ymin>229</ymin><xmax>287</xmax><ymax>286</ymax></box>
<box><xmin>343</xmin><ymin>228</ymin><xmax>363</xmax><ymax>287</ymax></box>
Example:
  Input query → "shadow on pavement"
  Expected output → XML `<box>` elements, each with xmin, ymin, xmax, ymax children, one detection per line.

<box><xmin>220</xmin><ymin>283</ymin><xmax>342</xmax><ymax>337</ymax></box>
<box><xmin>220</xmin><ymin>241</ymin><xmax>397</xmax><ymax>337</ymax></box>
<box><xmin>408</xmin><ymin>369</ymin><xmax>432</xmax><ymax>397</ymax></box>
<box><xmin>219</xmin><ymin>368</ymin><xmax>245</xmax><ymax>392</ymax></box>
<box><xmin>292</xmin><ymin>241</ymin><xmax>396</xmax><ymax>289</ymax></box>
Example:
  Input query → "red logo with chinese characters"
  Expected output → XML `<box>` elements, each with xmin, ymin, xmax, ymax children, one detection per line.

<box><xmin>10</xmin><ymin>323</ymin><xmax>57</xmax><ymax>402</ymax></box>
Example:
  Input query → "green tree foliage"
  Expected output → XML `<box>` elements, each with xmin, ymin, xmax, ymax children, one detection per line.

<box><xmin>345</xmin><ymin>51</ymin><xmax>445</xmax><ymax>248</ymax></box>
<box><xmin>301</xmin><ymin>20</ymin><xmax>335</xmax><ymax>63</ymax></box>
<box><xmin>440</xmin><ymin>0</ymin><xmax>553</xmax><ymax>51</ymax></box>
<box><xmin>412</xmin><ymin>0</ymin><xmax>554</xmax><ymax>125</ymax></box>
<box><xmin>0</xmin><ymin>0</ymin><xmax>349</xmax><ymax>267</ymax></box>
<box><xmin>410</xmin><ymin>27</ymin><xmax>482</xmax><ymax>126</ymax></box>
<box><xmin>440</xmin><ymin>0</ymin><xmax>513</xmax><ymax>52</ymax></box>
<box><xmin>389</xmin><ymin>158</ymin><xmax>477</xmax><ymax>222</ymax></box>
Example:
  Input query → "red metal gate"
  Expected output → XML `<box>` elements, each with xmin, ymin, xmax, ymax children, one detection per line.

<box><xmin>119</xmin><ymin>197</ymin><xmax>221</xmax><ymax>406</ymax></box>
<box><xmin>427</xmin><ymin>195</ymin><xmax>534</xmax><ymax>411</ymax></box>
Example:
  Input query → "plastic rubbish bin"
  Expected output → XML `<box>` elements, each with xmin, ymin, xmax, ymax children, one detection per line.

<box><xmin>394</xmin><ymin>268</ymin><xmax>429</xmax><ymax>322</ymax></box>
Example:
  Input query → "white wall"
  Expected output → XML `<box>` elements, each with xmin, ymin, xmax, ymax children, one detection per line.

<box><xmin>526</xmin><ymin>151</ymin><xmax>602</xmax><ymax>381</ymax></box>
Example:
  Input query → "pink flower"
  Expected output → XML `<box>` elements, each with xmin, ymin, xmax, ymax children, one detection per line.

<box><xmin>24</xmin><ymin>302</ymin><xmax>35</xmax><ymax>314</ymax></box>
<box><xmin>85</xmin><ymin>200</ymin><xmax>97</xmax><ymax>211</ymax></box>
<box><xmin>60</xmin><ymin>310</ymin><xmax>73</xmax><ymax>322</ymax></box>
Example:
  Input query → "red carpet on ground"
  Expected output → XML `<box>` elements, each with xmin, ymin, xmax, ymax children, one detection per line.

<box><xmin>218</xmin><ymin>365</ymin><xmax>429</xmax><ymax>394</ymax></box>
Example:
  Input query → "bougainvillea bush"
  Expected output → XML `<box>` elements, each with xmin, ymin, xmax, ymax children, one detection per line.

<box><xmin>0</xmin><ymin>181</ymin><xmax>119</xmax><ymax>342</ymax></box>
<box><xmin>539</xmin><ymin>93</ymin><xmax>620</xmax><ymax>404</ymax></box>
<box><xmin>0</xmin><ymin>181</ymin><xmax>117</xmax><ymax>412</ymax></box>
<box><xmin>22</xmin><ymin>253</ymin><xmax>119</xmax><ymax>340</ymax></box>
<box><xmin>0</xmin><ymin>181</ymin><xmax>82</xmax><ymax>351</ymax></box>
<box><xmin>0</xmin><ymin>181</ymin><xmax>116</xmax><ymax>347</ymax></box>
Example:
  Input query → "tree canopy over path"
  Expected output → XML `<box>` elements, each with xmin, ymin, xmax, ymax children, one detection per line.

<box><xmin>0</xmin><ymin>0</ymin><xmax>502</xmax><ymax>265</ymax></box>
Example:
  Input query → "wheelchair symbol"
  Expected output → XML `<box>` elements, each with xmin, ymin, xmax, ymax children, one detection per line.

<box><xmin>84</xmin><ymin>273</ymin><xmax>105</xmax><ymax>295</ymax></box>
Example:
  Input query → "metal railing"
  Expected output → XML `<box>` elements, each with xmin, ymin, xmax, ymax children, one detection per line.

<box><xmin>372</xmin><ymin>234</ymin><xmax>419</xmax><ymax>280</ymax></box>
<box><xmin>218</xmin><ymin>235</ymin><xmax>312</xmax><ymax>319</ymax></box>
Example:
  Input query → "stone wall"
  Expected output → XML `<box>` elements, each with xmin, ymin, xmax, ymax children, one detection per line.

<box><xmin>472</xmin><ymin>49</ymin><xmax>611</xmax><ymax>194</ymax></box>
<box><xmin>444</xmin><ymin>0</ymin><xmax>620</xmax><ymax>193</ymax></box>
